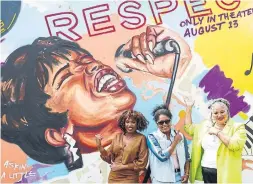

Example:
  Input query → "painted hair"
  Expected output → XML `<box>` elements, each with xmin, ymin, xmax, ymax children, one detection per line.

<box><xmin>1</xmin><ymin>36</ymin><xmax>91</xmax><ymax>164</ymax></box>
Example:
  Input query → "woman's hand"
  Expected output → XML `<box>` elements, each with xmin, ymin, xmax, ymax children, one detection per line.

<box><xmin>110</xmin><ymin>162</ymin><xmax>124</xmax><ymax>172</ymax></box>
<box><xmin>208</xmin><ymin>127</ymin><xmax>220</xmax><ymax>135</ymax></box>
<box><xmin>183</xmin><ymin>96</ymin><xmax>195</xmax><ymax>109</ymax></box>
<box><xmin>174</xmin><ymin>133</ymin><xmax>183</xmax><ymax>143</ymax></box>
<box><xmin>181</xmin><ymin>174</ymin><xmax>189</xmax><ymax>183</ymax></box>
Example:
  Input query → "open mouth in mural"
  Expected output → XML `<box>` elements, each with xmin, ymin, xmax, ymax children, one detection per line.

<box><xmin>95</xmin><ymin>68</ymin><xmax>125</xmax><ymax>93</ymax></box>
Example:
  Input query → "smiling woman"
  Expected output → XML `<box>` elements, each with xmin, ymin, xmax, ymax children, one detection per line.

<box><xmin>184</xmin><ymin>97</ymin><xmax>247</xmax><ymax>183</ymax></box>
<box><xmin>1</xmin><ymin>26</ymin><xmax>192</xmax><ymax>177</ymax></box>
<box><xmin>95</xmin><ymin>110</ymin><xmax>149</xmax><ymax>183</ymax></box>
<box><xmin>0</xmin><ymin>36</ymin><xmax>136</xmax><ymax>167</ymax></box>
<box><xmin>1</xmin><ymin>37</ymin><xmax>75</xmax><ymax>165</ymax></box>
<box><xmin>43</xmin><ymin>50</ymin><xmax>136</xmax><ymax>153</ymax></box>
<box><xmin>147</xmin><ymin>104</ymin><xmax>190</xmax><ymax>183</ymax></box>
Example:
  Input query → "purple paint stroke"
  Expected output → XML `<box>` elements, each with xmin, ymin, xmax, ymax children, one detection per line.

<box><xmin>1</xmin><ymin>62</ymin><xmax>6</xmax><ymax>67</ymax></box>
<box><xmin>0</xmin><ymin>38</ymin><xmax>6</xmax><ymax>43</ymax></box>
<box><xmin>199</xmin><ymin>65</ymin><xmax>250</xmax><ymax>117</ymax></box>
<box><xmin>15</xmin><ymin>163</ymin><xmax>52</xmax><ymax>183</ymax></box>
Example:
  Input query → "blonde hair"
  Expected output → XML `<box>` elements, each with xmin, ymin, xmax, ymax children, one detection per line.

<box><xmin>208</xmin><ymin>98</ymin><xmax>230</xmax><ymax>110</ymax></box>
<box><xmin>208</xmin><ymin>98</ymin><xmax>230</xmax><ymax>125</ymax></box>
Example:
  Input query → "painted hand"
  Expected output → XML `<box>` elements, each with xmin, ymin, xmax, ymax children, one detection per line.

<box><xmin>115</xmin><ymin>25</ymin><xmax>192</xmax><ymax>78</ymax></box>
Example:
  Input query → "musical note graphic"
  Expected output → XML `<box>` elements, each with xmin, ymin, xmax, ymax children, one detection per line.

<box><xmin>245</xmin><ymin>53</ymin><xmax>253</xmax><ymax>76</ymax></box>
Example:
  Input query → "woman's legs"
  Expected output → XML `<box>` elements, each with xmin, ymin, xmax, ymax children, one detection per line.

<box><xmin>202</xmin><ymin>167</ymin><xmax>217</xmax><ymax>183</ymax></box>
<box><xmin>175</xmin><ymin>172</ymin><xmax>182</xmax><ymax>183</ymax></box>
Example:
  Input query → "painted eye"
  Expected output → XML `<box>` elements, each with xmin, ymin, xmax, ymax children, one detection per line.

<box><xmin>56</xmin><ymin>72</ymin><xmax>73</xmax><ymax>90</ymax></box>
<box><xmin>74</xmin><ymin>65</ymin><xmax>85</xmax><ymax>73</ymax></box>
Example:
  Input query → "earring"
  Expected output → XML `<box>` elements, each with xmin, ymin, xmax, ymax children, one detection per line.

<box><xmin>64</xmin><ymin>134</ymin><xmax>83</xmax><ymax>171</ymax></box>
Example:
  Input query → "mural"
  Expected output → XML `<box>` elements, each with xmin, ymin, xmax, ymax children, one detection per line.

<box><xmin>1</xmin><ymin>0</ymin><xmax>253</xmax><ymax>183</ymax></box>
<box><xmin>1</xmin><ymin>0</ymin><xmax>21</xmax><ymax>42</ymax></box>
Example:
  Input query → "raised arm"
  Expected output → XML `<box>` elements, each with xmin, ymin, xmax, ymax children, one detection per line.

<box><xmin>95</xmin><ymin>134</ymin><xmax>113</xmax><ymax>164</ymax></box>
<box><xmin>147</xmin><ymin>133</ymin><xmax>182</xmax><ymax>162</ymax></box>
<box><xmin>183</xmin><ymin>97</ymin><xmax>196</xmax><ymax>136</ymax></box>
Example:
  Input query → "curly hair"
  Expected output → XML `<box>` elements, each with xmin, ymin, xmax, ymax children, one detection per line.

<box><xmin>118</xmin><ymin>110</ymin><xmax>149</xmax><ymax>134</ymax></box>
<box><xmin>152</xmin><ymin>104</ymin><xmax>172</xmax><ymax>122</ymax></box>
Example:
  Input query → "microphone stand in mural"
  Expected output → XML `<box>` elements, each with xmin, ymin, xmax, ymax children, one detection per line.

<box><xmin>123</xmin><ymin>38</ymin><xmax>181</xmax><ymax>105</ymax></box>
<box><xmin>64</xmin><ymin>39</ymin><xmax>182</xmax><ymax>177</ymax></box>
<box><xmin>142</xmin><ymin>39</ymin><xmax>181</xmax><ymax>183</ymax></box>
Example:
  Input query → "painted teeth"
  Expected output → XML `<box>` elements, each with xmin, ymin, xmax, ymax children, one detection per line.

<box><xmin>98</xmin><ymin>74</ymin><xmax>116</xmax><ymax>92</ymax></box>
<box><xmin>107</xmin><ymin>79</ymin><xmax>118</xmax><ymax>88</ymax></box>
<box><xmin>109</xmin><ymin>87</ymin><xmax>117</xmax><ymax>91</ymax></box>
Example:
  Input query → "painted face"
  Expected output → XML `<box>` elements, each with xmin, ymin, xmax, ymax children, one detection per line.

<box><xmin>125</xmin><ymin>117</ymin><xmax>137</xmax><ymax>134</ymax></box>
<box><xmin>157</xmin><ymin>114</ymin><xmax>171</xmax><ymax>134</ymax></box>
<box><xmin>211</xmin><ymin>102</ymin><xmax>229</xmax><ymax>125</ymax></box>
<box><xmin>44</xmin><ymin>50</ymin><xmax>136</xmax><ymax>152</ymax></box>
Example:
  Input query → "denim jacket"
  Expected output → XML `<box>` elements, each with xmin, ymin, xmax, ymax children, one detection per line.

<box><xmin>147</xmin><ymin>129</ymin><xmax>190</xmax><ymax>182</ymax></box>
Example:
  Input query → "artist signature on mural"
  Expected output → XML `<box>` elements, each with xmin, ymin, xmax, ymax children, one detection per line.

<box><xmin>1</xmin><ymin>160</ymin><xmax>35</xmax><ymax>182</ymax></box>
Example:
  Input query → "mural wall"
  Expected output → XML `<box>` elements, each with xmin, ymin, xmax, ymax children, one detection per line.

<box><xmin>1</xmin><ymin>0</ymin><xmax>253</xmax><ymax>183</ymax></box>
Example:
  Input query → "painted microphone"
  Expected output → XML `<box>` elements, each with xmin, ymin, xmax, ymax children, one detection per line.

<box><xmin>122</xmin><ymin>39</ymin><xmax>181</xmax><ymax>59</ymax></box>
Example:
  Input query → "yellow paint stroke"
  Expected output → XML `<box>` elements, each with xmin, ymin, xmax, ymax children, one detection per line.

<box><xmin>7</xmin><ymin>13</ymin><xmax>16</xmax><ymax>30</ymax></box>
<box><xmin>1</xmin><ymin>20</ymin><xmax>5</xmax><ymax>33</ymax></box>
<box><xmin>238</xmin><ymin>112</ymin><xmax>248</xmax><ymax>120</ymax></box>
<box><xmin>178</xmin><ymin>110</ymin><xmax>186</xmax><ymax>118</ymax></box>
<box><xmin>194</xmin><ymin>1</ymin><xmax>253</xmax><ymax>94</ymax></box>
<box><xmin>149</xmin><ymin>15</ymin><xmax>156</xmax><ymax>24</ymax></box>
<box><xmin>175</xmin><ymin>110</ymin><xmax>192</xmax><ymax>140</ymax></box>
<box><xmin>178</xmin><ymin>1</ymin><xmax>184</xmax><ymax>6</ymax></box>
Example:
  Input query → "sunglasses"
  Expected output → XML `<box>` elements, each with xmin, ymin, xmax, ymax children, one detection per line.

<box><xmin>157</xmin><ymin>119</ymin><xmax>171</xmax><ymax>126</ymax></box>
